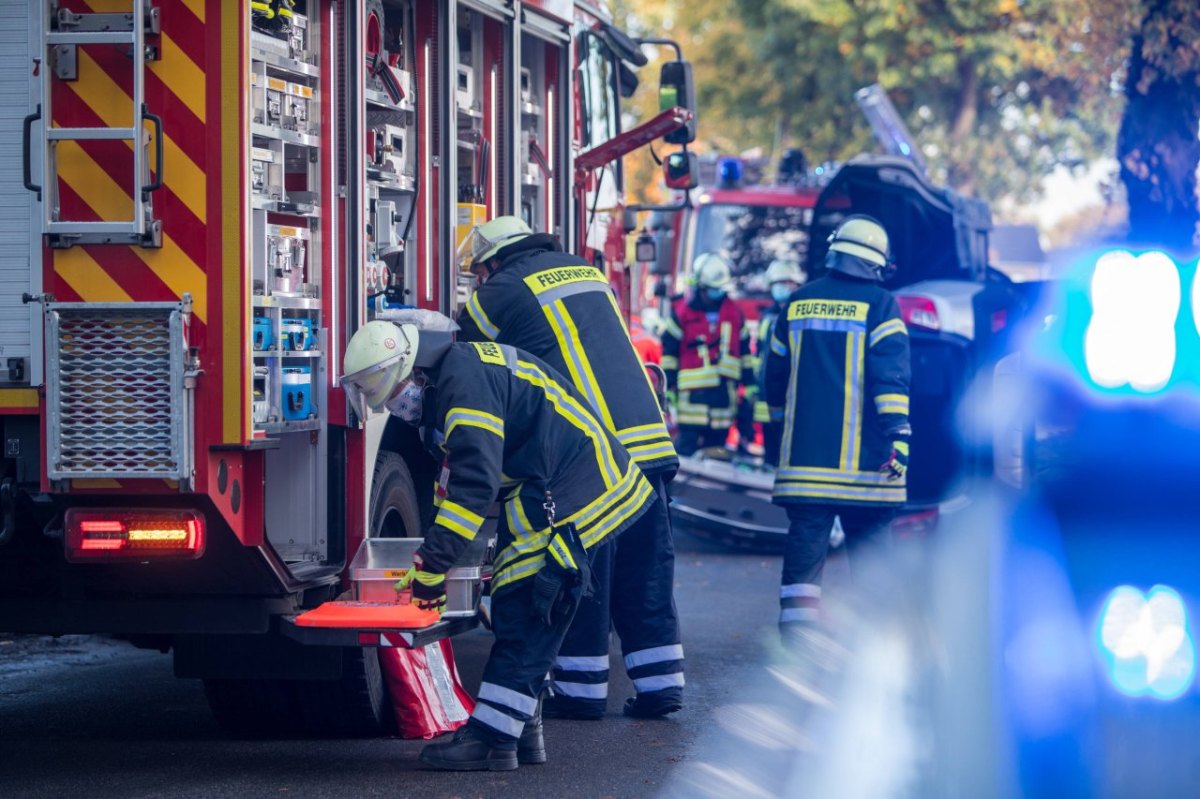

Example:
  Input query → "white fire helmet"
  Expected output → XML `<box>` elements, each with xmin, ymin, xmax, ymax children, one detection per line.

<box><xmin>340</xmin><ymin>320</ymin><xmax>418</xmax><ymax>416</ymax></box>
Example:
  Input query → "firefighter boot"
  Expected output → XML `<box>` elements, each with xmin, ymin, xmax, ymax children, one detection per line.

<box><xmin>418</xmin><ymin>723</ymin><xmax>518</xmax><ymax>772</ymax></box>
<box><xmin>623</xmin><ymin>687</ymin><xmax>683</xmax><ymax>719</ymax></box>
<box><xmin>517</xmin><ymin>696</ymin><xmax>546</xmax><ymax>765</ymax></box>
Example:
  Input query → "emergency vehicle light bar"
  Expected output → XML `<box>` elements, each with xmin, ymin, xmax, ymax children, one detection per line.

<box><xmin>65</xmin><ymin>509</ymin><xmax>205</xmax><ymax>561</ymax></box>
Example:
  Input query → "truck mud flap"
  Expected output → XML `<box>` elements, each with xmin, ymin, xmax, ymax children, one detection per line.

<box><xmin>278</xmin><ymin>613</ymin><xmax>480</xmax><ymax>650</ymax></box>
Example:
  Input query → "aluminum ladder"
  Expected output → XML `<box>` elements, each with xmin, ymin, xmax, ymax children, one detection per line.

<box><xmin>23</xmin><ymin>0</ymin><xmax>163</xmax><ymax>248</ymax></box>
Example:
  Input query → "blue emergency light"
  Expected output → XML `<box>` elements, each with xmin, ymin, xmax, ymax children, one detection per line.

<box><xmin>716</xmin><ymin>157</ymin><xmax>743</xmax><ymax>188</ymax></box>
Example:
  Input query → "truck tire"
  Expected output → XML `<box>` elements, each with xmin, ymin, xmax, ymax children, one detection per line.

<box><xmin>203</xmin><ymin>453</ymin><xmax>420</xmax><ymax>738</ymax></box>
<box><xmin>370</xmin><ymin>451</ymin><xmax>421</xmax><ymax>539</ymax></box>
<box><xmin>293</xmin><ymin>452</ymin><xmax>421</xmax><ymax>736</ymax></box>
<box><xmin>202</xmin><ymin>678</ymin><xmax>304</xmax><ymax>738</ymax></box>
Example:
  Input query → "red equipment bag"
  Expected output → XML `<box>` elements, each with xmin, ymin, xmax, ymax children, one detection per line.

<box><xmin>379</xmin><ymin>639</ymin><xmax>475</xmax><ymax>739</ymax></box>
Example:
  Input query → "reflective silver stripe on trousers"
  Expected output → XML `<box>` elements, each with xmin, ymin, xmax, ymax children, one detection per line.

<box><xmin>551</xmin><ymin>680</ymin><xmax>609</xmax><ymax>699</ymax></box>
<box><xmin>555</xmin><ymin>655</ymin><xmax>609</xmax><ymax>672</ymax></box>
<box><xmin>632</xmin><ymin>673</ymin><xmax>685</xmax><ymax>692</ymax></box>
<box><xmin>780</xmin><ymin>608</ymin><xmax>820</xmax><ymax>623</ymax></box>
<box><xmin>780</xmin><ymin>583</ymin><xmax>821</xmax><ymax>599</ymax></box>
<box><xmin>624</xmin><ymin>644</ymin><xmax>685</xmax><ymax>670</ymax></box>
<box><xmin>478</xmin><ymin>681</ymin><xmax>538</xmax><ymax>715</ymax></box>
<box><xmin>471</xmin><ymin>702</ymin><xmax>526</xmax><ymax>738</ymax></box>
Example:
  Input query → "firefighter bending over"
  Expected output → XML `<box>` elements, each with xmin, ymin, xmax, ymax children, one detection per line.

<box><xmin>661</xmin><ymin>252</ymin><xmax>752</xmax><ymax>456</ymax></box>
<box><xmin>763</xmin><ymin>216</ymin><xmax>911</xmax><ymax>640</ymax></box>
<box><xmin>456</xmin><ymin>216</ymin><xmax>684</xmax><ymax>720</ymax></box>
<box><xmin>341</xmin><ymin>315</ymin><xmax>653</xmax><ymax>771</ymax></box>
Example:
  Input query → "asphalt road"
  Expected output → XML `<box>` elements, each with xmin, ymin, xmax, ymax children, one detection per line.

<box><xmin>0</xmin><ymin>529</ymin><xmax>801</xmax><ymax>799</ymax></box>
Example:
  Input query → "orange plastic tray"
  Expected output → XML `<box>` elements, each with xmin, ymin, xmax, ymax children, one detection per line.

<box><xmin>294</xmin><ymin>600</ymin><xmax>440</xmax><ymax>629</ymax></box>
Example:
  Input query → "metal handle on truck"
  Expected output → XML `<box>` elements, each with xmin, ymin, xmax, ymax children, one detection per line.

<box><xmin>23</xmin><ymin>104</ymin><xmax>41</xmax><ymax>200</ymax></box>
<box><xmin>143</xmin><ymin>106</ymin><xmax>164</xmax><ymax>196</ymax></box>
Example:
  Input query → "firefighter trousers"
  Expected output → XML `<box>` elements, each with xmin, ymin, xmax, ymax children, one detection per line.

<box><xmin>549</xmin><ymin>473</ymin><xmax>684</xmax><ymax>716</ymax></box>
<box><xmin>779</xmin><ymin>503</ymin><xmax>895</xmax><ymax>631</ymax></box>
<box><xmin>675</xmin><ymin>425</ymin><xmax>730</xmax><ymax>457</ymax></box>
<box><xmin>467</xmin><ymin>542</ymin><xmax>609</xmax><ymax>747</ymax></box>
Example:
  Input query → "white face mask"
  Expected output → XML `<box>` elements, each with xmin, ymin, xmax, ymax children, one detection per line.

<box><xmin>385</xmin><ymin>380</ymin><xmax>426</xmax><ymax>425</ymax></box>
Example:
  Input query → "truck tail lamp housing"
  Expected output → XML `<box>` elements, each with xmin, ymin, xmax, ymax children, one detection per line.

<box><xmin>65</xmin><ymin>509</ymin><xmax>205</xmax><ymax>561</ymax></box>
<box><xmin>897</xmin><ymin>294</ymin><xmax>941</xmax><ymax>331</ymax></box>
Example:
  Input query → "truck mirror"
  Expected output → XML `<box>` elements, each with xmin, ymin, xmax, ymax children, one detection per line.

<box><xmin>600</xmin><ymin>23</ymin><xmax>648</xmax><ymax>67</ymax></box>
<box><xmin>659</xmin><ymin>60</ymin><xmax>696</xmax><ymax>144</ymax></box>
<box><xmin>663</xmin><ymin>150</ymin><xmax>698</xmax><ymax>191</ymax></box>
<box><xmin>635</xmin><ymin>232</ymin><xmax>657</xmax><ymax>264</ymax></box>
<box><xmin>617</xmin><ymin>61</ymin><xmax>639</xmax><ymax>99</ymax></box>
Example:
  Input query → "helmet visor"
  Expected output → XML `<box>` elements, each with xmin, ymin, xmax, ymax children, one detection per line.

<box><xmin>340</xmin><ymin>336</ymin><xmax>414</xmax><ymax>417</ymax></box>
<box><xmin>455</xmin><ymin>226</ymin><xmax>529</xmax><ymax>273</ymax></box>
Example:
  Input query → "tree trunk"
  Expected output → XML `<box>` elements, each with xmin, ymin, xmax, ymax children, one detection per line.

<box><xmin>948</xmin><ymin>56</ymin><xmax>979</xmax><ymax>194</ymax></box>
<box><xmin>1117</xmin><ymin>1</ymin><xmax>1200</xmax><ymax>253</ymax></box>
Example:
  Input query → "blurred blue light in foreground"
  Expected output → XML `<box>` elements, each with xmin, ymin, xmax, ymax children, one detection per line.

<box><xmin>1084</xmin><ymin>250</ymin><xmax>1180</xmax><ymax>393</ymax></box>
<box><xmin>1097</xmin><ymin>584</ymin><xmax>1195</xmax><ymax>700</ymax></box>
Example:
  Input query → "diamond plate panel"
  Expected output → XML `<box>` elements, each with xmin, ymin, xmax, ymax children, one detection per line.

<box><xmin>47</xmin><ymin>303</ymin><xmax>190</xmax><ymax>481</ymax></box>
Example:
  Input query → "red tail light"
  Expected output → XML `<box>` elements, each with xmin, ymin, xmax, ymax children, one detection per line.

<box><xmin>65</xmin><ymin>509</ymin><xmax>205</xmax><ymax>561</ymax></box>
<box><xmin>897</xmin><ymin>295</ymin><xmax>941</xmax><ymax>331</ymax></box>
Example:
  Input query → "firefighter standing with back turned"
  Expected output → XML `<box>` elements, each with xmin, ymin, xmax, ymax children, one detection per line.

<box><xmin>661</xmin><ymin>252</ymin><xmax>752</xmax><ymax>456</ymax></box>
<box><xmin>763</xmin><ymin>216</ymin><xmax>911</xmax><ymax>641</ymax></box>
<box><xmin>340</xmin><ymin>315</ymin><xmax>653</xmax><ymax>770</ymax></box>
<box><xmin>456</xmin><ymin>216</ymin><xmax>685</xmax><ymax>720</ymax></box>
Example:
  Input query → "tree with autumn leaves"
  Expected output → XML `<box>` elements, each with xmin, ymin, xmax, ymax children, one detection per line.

<box><xmin>617</xmin><ymin>0</ymin><xmax>1200</xmax><ymax>250</ymax></box>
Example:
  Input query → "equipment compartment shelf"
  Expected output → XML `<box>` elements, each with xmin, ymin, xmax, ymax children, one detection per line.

<box><xmin>251</xmin><ymin>196</ymin><xmax>320</xmax><ymax>216</ymax></box>
<box><xmin>252</xmin><ymin>123</ymin><xmax>320</xmax><ymax>148</ymax></box>
<box><xmin>257</xmin><ymin>418</ymin><xmax>321</xmax><ymax>434</ymax></box>
<box><xmin>251</xmin><ymin>48</ymin><xmax>320</xmax><ymax>78</ymax></box>
<box><xmin>253</xmin><ymin>350</ymin><xmax>322</xmax><ymax>358</ymax></box>
<box><xmin>365</xmin><ymin>167</ymin><xmax>416</xmax><ymax>192</ymax></box>
<box><xmin>253</xmin><ymin>295</ymin><xmax>321</xmax><ymax>310</ymax></box>
<box><xmin>365</xmin><ymin>88</ymin><xmax>416</xmax><ymax>115</ymax></box>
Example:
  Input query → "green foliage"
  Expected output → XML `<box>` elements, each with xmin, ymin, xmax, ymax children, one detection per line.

<box><xmin>619</xmin><ymin>0</ymin><xmax>1138</xmax><ymax>205</ymax></box>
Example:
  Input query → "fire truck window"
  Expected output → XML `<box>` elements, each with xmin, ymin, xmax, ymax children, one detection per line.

<box><xmin>693</xmin><ymin>203</ymin><xmax>812</xmax><ymax>296</ymax></box>
<box><xmin>580</xmin><ymin>36</ymin><xmax>618</xmax><ymax>148</ymax></box>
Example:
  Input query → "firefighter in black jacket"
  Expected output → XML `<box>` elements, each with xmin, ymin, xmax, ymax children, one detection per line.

<box><xmin>456</xmin><ymin>215</ymin><xmax>684</xmax><ymax>720</ymax></box>
<box><xmin>763</xmin><ymin>216</ymin><xmax>911</xmax><ymax>640</ymax></box>
<box><xmin>341</xmin><ymin>316</ymin><xmax>653</xmax><ymax>771</ymax></box>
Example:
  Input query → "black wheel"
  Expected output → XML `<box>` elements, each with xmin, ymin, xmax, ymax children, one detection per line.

<box><xmin>202</xmin><ymin>679</ymin><xmax>304</xmax><ymax>738</ymax></box>
<box><xmin>370</xmin><ymin>451</ymin><xmax>421</xmax><ymax>539</ymax></box>
<box><xmin>204</xmin><ymin>453</ymin><xmax>421</xmax><ymax>738</ymax></box>
<box><xmin>295</xmin><ymin>452</ymin><xmax>421</xmax><ymax>736</ymax></box>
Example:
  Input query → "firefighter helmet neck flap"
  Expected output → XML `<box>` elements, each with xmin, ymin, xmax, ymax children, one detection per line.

<box><xmin>826</xmin><ymin>215</ymin><xmax>890</xmax><ymax>281</ymax></box>
<box><xmin>341</xmin><ymin>320</ymin><xmax>419</xmax><ymax>416</ymax></box>
<box><xmin>457</xmin><ymin>215</ymin><xmax>534</xmax><ymax>278</ymax></box>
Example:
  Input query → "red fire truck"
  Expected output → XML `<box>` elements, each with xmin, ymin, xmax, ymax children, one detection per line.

<box><xmin>0</xmin><ymin>0</ymin><xmax>694</xmax><ymax>735</ymax></box>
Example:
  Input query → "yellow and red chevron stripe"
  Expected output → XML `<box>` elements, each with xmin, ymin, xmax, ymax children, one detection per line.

<box><xmin>49</xmin><ymin>0</ymin><xmax>210</xmax><ymax>327</ymax></box>
<box><xmin>49</xmin><ymin>0</ymin><xmax>253</xmax><ymax>446</ymax></box>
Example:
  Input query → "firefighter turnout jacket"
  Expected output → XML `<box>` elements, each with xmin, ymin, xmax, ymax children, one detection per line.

<box><xmin>415</xmin><ymin>340</ymin><xmax>654</xmax><ymax>594</ymax></box>
<box><xmin>764</xmin><ymin>273</ymin><xmax>911</xmax><ymax>505</ymax></box>
<box><xmin>752</xmin><ymin>302</ymin><xmax>786</xmax><ymax>425</ymax></box>
<box><xmin>457</xmin><ymin>234</ymin><xmax>677</xmax><ymax>476</ymax></box>
<box><xmin>661</xmin><ymin>294</ymin><xmax>752</xmax><ymax>428</ymax></box>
